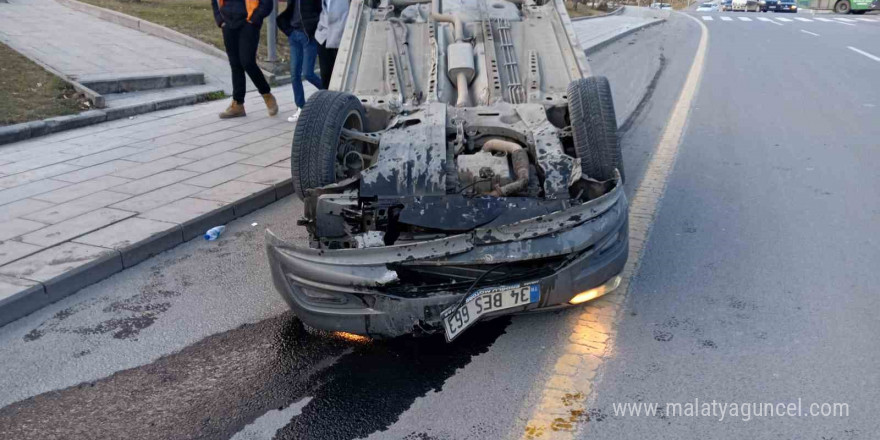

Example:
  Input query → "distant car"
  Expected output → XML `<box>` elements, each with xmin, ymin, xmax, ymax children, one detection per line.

<box><xmin>775</xmin><ymin>0</ymin><xmax>798</xmax><ymax>11</ymax></box>
<box><xmin>651</xmin><ymin>2</ymin><xmax>674</xmax><ymax>9</ymax></box>
<box><xmin>721</xmin><ymin>0</ymin><xmax>733</xmax><ymax>10</ymax></box>
<box><xmin>697</xmin><ymin>2</ymin><xmax>718</xmax><ymax>10</ymax></box>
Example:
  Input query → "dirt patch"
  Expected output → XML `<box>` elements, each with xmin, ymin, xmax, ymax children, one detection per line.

<box><xmin>0</xmin><ymin>43</ymin><xmax>90</xmax><ymax>126</ymax></box>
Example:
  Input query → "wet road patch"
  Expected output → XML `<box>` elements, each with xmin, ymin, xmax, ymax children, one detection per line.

<box><xmin>0</xmin><ymin>313</ymin><xmax>509</xmax><ymax>440</ymax></box>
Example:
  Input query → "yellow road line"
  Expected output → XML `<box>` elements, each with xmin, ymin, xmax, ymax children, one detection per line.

<box><xmin>520</xmin><ymin>13</ymin><xmax>710</xmax><ymax>440</ymax></box>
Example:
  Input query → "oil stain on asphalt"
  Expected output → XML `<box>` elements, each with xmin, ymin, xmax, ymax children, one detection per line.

<box><xmin>0</xmin><ymin>312</ymin><xmax>509</xmax><ymax>440</ymax></box>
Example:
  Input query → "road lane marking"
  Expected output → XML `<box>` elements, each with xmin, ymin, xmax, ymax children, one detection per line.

<box><xmin>520</xmin><ymin>11</ymin><xmax>711</xmax><ymax>440</ymax></box>
<box><xmin>795</xmin><ymin>17</ymin><xmax>813</xmax><ymax>22</ymax></box>
<box><xmin>835</xmin><ymin>17</ymin><xmax>857</xmax><ymax>22</ymax></box>
<box><xmin>721</xmin><ymin>16</ymin><xmax>733</xmax><ymax>21</ymax></box>
<box><xmin>763</xmin><ymin>17</ymin><xmax>784</xmax><ymax>25</ymax></box>
<box><xmin>817</xmin><ymin>17</ymin><xmax>855</xmax><ymax>25</ymax></box>
<box><xmin>801</xmin><ymin>29</ymin><xmax>820</xmax><ymax>36</ymax></box>
<box><xmin>702</xmin><ymin>15</ymin><xmax>713</xmax><ymax>20</ymax></box>
<box><xmin>848</xmin><ymin>46</ymin><xmax>880</xmax><ymax>63</ymax></box>
<box><xmin>757</xmin><ymin>16</ymin><xmax>772</xmax><ymax>21</ymax></box>
<box><xmin>854</xmin><ymin>17</ymin><xmax>877</xmax><ymax>22</ymax></box>
<box><xmin>775</xmin><ymin>17</ymin><xmax>793</xmax><ymax>22</ymax></box>
<box><xmin>739</xmin><ymin>16</ymin><xmax>752</xmax><ymax>21</ymax></box>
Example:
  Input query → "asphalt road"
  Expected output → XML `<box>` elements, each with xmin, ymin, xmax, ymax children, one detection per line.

<box><xmin>1</xmin><ymin>10</ymin><xmax>878</xmax><ymax>440</ymax></box>
<box><xmin>586</xmin><ymin>10</ymin><xmax>880</xmax><ymax>440</ymax></box>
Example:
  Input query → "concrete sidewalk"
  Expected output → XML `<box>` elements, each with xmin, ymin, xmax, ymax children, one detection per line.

<box><xmin>0</xmin><ymin>0</ymin><xmax>239</xmax><ymax>101</ymax></box>
<box><xmin>0</xmin><ymin>87</ymin><xmax>303</xmax><ymax>326</ymax></box>
<box><xmin>574</xmin><ymin>6</ymin><xmax>669</xmax><ymax>54</ymax></box>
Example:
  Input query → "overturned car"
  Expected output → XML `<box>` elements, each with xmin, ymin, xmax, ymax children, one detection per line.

<box><xmin>266</xmin><ymin>0</ymin><xmax>628</xmax><ymax>340</ymax></box>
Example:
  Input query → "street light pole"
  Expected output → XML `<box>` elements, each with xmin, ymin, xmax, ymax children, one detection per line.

<box><xmin>267</xmin><ymin>0</ymin><xmax>278</xmax><ymax>63</ymax></box>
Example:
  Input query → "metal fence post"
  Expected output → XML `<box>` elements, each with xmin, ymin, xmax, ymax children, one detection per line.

<box><xmin>268</xmin><ymin>0</ymin><xmax>278</xmax><ymax>63</ymax></box>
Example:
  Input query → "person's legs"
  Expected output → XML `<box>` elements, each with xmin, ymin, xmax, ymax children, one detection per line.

<box><xmin>288</xmin><ymin>31</ymin><xmax>307</xmax><ymax>109</ymax></box>
<box><xmin>302</xmin><ymin>39</ymin><xmax>322</xmax><ymax>91</ymax></box>
<box><xmin>238</xmin><ymin>24</ymin><xmax>271</xmax><ymax>96</ymax></box>
<box><xmin>222</xmin><ymin>26</ymin><xmax>246</xmax><ymax>103</ymax></box>
<box><xmin>317</xmin><ymin>43</ymin><xmax>338</xmax><ymax>90</ymax></box>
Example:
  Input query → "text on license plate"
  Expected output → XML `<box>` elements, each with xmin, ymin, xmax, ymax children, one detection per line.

<box><xmin>442</xmin><ymin>283</ymin><xmax>540</xmax><ymax>341</ymax></box>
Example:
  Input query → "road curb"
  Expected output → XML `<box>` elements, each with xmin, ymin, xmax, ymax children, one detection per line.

<box><xmin>0</xmin><ymin>179</ymin><xmax>294</xmax><ymax>328</ymax></box>
<box><xmin>571</xmin><ymin>4</ymin><xmax>626</xmax><ymax>21</ymax></box>
<box><xmin>0</xmin><ymin>89</ymin><xmax>223</xmax><ymax>147</ymax></box>
<box><xmin>583</xmin><ymin>17</ymin><xmax>666</xmax><ymax>56</ymax></box>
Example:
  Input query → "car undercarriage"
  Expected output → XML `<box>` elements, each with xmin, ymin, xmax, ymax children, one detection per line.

<box><xmin>266</xmin><ymin>0</ymin><xmax>629</xmax><ymax>340</ymax></box>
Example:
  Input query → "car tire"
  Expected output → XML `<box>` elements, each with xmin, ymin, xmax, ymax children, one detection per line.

<box><xmin>567</xmin><ymin>76</ymin><xmax>624</xmax><ymax>183</ymax></box>
<box><xmin>834</xmin><ymin>0</ymin><xmax>850</xmax><ymax>13</ymax></box>
<box><xmin>291</xmin><ymin>90</ymin><xmax>366</xmax><ymax>199</ymax></box>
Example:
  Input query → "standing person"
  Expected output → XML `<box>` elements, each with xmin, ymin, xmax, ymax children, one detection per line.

<box><xmin>315</xmin><ymin>0</ymin><xmax>350</xmax><ymax>90</ymax></box>
<box><xmin>278</xmin><ymin>0</ymin><xmax>323</xmax><ymax>122</ymax></box>
<box><xmin>212</xmin><ymin>0</ymin><xmax>279</xmax><ymax>119</ymax></box>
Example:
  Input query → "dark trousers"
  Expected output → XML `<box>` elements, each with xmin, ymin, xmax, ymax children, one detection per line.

<box><xmin>317</xmin><ymin>43</ymin><xmax>338</xmax><ymax>90</ymax></box>
<box><xmin>222</xmin><ymin>24</ymin><xmax>271</xmax><ymax>103</ymax></box>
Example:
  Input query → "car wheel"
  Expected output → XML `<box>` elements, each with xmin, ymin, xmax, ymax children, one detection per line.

<box><xmin>834</xmin><ymin>0</ymin><xmax>850</xmax><ymax>13</ymax></box>
<box><xmin>567</xmin><ymin>76</ymin><xmax>624</xmax><ymax>183</ymax></box>
<box><xmin>291</xmin><ymin>90</ymin><xmax>367</xmax><ymax>199</ymax></box>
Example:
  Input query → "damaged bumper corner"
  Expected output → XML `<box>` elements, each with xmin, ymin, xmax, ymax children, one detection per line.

<box><xmin>266</xmin><ymin>182</ymin><xmax>629</xmax><ymax>338</ymax></box>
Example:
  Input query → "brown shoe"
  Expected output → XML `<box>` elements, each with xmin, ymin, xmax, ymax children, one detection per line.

<box><xmin>262</xmin><ymin>93</ymin><xmax>278</xmax><ymax>116</ymax></box>
<box><xmin>219</xmin><ymin>100</ymin><xmax>246</xmax><ymax>119</ymax></box>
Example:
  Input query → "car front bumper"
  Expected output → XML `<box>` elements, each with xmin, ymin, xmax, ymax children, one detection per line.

<box><xmin>266</xmin><ymin>182</ymin><xmax>629</xmax><ymax>338</ymax></box>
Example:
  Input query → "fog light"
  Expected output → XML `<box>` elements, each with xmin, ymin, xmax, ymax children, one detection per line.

<box><xmin>569</xmin><ymin>276</ymin><xmax>622</xmax><ymax>305</ymax></box>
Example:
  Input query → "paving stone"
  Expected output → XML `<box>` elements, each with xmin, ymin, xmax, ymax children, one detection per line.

<box><xmin>178</xmin><ymin>130</ymin><xmax>244</xmax><ymax>147</ymax></box>
<box><xmin>0</xmin><ymin>163</ymin><xmax>81</xmax><ymax>189</ymax></box>
<box><xmin>52</xmin><ymin>160</ymin><xmax>140</xmax><ymax>183</ymax></box>
<box><xmin>0</xmin><ymin>179</ymin><xmax>70</xmax><ymax>206</ymax></box>
<box><xmin>110</xmin><ymin>170</ymin><xmax>198</xmax><ymax>195</ymax></box>
<box><xmin>183</xmin><ymin>163</ymin><xmax>262</xmax><ymax>188</ymax></box>
<box><xmin>229</xmin><ymin>117</ymin><xmax>290</xmax><ymax>133</ymax></box>
<box><xmin>193</xmin><ymin>180</ymin><xmax>276</xmax><ymax>216</ymax></box>
<box><xmin>177</xmin><ymin>151</ymin><xmax>250</xmax><ymax>173</ymax></box>
<box><xmin>237</xmin><ymin>166</ymin><xmax>291</xmax><ymax>186</ymax></box>
<box><xmin>195</xmin><ymin>180</ymin><xmax>270</xmax><ymax>203</ymax></box>
<box><xmin>31</xmin><ymin>176</ymin><xmax>129</xmax><ymax>204</ymax></box>
<box><xmin>0</xmin><ymin>218</ymin><xmax>49</xmax><ymax>241</ymax></box>
<box><xmin>124</xmin><ymin>143</ymin><xmax>201</xmax><ymax>163</ymax></box>
<box><xmin>19</xmin><ymin>208</ymin><xmax>136</xmax><ymax>247</ymax></box>
<box><xmin>238</xmin><ymin>146</ymin><xmax>290</xmax><ymax>167</ymax></box>
<box><xmin>0</xmin><ymin>198</ymin><xmax>55</xmax><ymax>222</ymax></box>
<box><xmin>109</xmin><ymin>156</ymin><xmax>192</xmax><ymax>180</ymax></box>
<box><xmin>66</xmin><ymin>146</ymin><xmax>143</xmax><ymax>167</ymax></box>
<box><xmin>271</xmin><ymin>158</ymin><xmax>291</xmax><ymax>169</ymax></box>
<box><xmin>0</xmin><ymin>275</ymin><xmax>47</xmax><ymax>327</ymax></box>
<box><xmin>128</xmin><ymin>132</ymin><xmax>197</xmax><ymax>148</ymax></box>
<box><xmin>0</xmin><ymin>242</ymin><xmax>122</xmax><ymax>303</ymax></box>
<box><xmin>61</xmin><ymin>135</ymin><xmax>135</xmax><ymax>151</ymax></box>
<box><xmin>0</xmin><ymin>241</ymin><xmax>44</xmax><ymax>266</ymax></box>
<box><xmin>138</xmin><ymin>197</ymin><xmax>233</xmax><ymax>241</ymax></box>
<box><xmin>228</xmin><ymin>128</ymin><xmax>288</xmax><ymax>145</ymax></box>
<box><xmin>0</xmin><ymin>152</ymin><xmax>79</xmax><ymax>175</ymax></box>
<box><xmin>233</xmin><ymin>135</ymin><xmax>290</xmax><ymax>155</ymax></box>
<box><xmin>175</xmin><ymin>141</ymin><xmax>248</xmax><ymax>160</ymax></box>
<box><xmin>73</xmin><ymin>217</ymin><xmax>182</xmax><ymax>268</ymax></box>
<box><xmin>22</xmin><ymin>191</ymin><xmax>131</xmax><ymax>224</ymax></box>
<box><xmin>109</xmin><ymin>183</ymin><xmax>204</xmax><ymax>213</ymax></box>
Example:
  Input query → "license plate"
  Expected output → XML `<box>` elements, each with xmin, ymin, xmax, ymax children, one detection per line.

<box><xmin>442</xmin><ymin>282</ymin><xmax>540</xmax><ymax>341</ymax></box>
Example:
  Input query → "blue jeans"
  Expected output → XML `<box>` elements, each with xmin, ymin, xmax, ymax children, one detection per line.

<box><xmin>288</xmin><ymin>30</ymin><xmax>322</xmax><ymax>108</ymax></box>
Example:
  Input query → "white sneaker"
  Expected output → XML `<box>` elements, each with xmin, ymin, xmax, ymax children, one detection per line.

<box><xmin>287</xmin><ymin>109</ymin><xmax>301</xmax><ymax>123</ymax></box>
